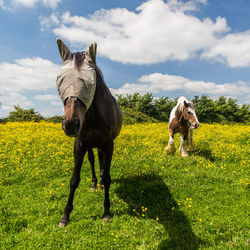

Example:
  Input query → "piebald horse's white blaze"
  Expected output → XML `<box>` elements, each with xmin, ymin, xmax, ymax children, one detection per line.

<box><xmin>165</xmin><ymin>96</ymin><xmax>199</xmax><ymax>157</ymax></box>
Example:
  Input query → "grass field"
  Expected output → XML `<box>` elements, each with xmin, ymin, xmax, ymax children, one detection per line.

<box><xmin>0</xmin><ymin>122</ymin><xmax>249</xmax><ymax>249</ymax></box>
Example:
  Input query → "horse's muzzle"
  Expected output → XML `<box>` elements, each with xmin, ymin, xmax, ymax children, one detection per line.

<box><xmin>190</xmin><ymin>122</ymin><xmax>199</xmax><ymax>129</ymax></box>
<box><xmin>62</xmin><ymin>118</ymin><xmax>80</xmax><ymax>137</ymax></box>
<box><xmin>194</xmin><ymin>122</ymin><xmax>200</xmax><ymax>129</ymax></box>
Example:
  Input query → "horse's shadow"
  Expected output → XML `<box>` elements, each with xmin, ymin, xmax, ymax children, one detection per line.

<box><xmin>115</xmin><ymin>174</ymin><xmax>201</xmax><ymax>249</ymax></box>
<box><xmin>191</xmin><ymin>148</ymin><xmax>215</xmax><ymax>162</ymax></box>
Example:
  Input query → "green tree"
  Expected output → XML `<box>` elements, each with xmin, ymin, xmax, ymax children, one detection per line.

<box><xmin>192</xmin><ymin>95</ymin><xmax>218</xmax><ymax>123</ymax></box>
<box><xmin>235</xmin><ymin>104</ymin><xmax>250</xmax><ymax>123</ymax></box>
<box><xmin>136</xmin><ymin>93</ymin><xmax>155</xmax><ymax>117</ymax></box>
<box><xmin>7</xmin><ymin>105</ymin><xmax>43</xmax><ymax>122</ymax></box>
<box><xmin>154</xmin><ymin>97</ymin><xmax>176</xmax><ymax>122</ymax></box>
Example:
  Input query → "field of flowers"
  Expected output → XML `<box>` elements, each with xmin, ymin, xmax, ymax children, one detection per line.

<box><xmin>0</xmin><ymin>122</ymin><xmax>249</xmax><ymax>249</ymax></box>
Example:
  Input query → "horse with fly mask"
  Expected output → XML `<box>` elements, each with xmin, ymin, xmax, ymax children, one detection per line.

<box><xmin>56</xmin><ymin>39</ymin><xmax>122</xmax><ymax>226</ymax></box>
<box><xmin>165</xmin><ymin>96</ymin><xmax>199</xmax><ymax>157</ymax></box>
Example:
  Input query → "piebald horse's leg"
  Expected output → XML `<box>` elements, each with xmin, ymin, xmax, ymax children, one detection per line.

<box><xmin>165</xmin><ymin>128</ymin><xmax>176</xmax><ymax>154</ymax></box>
<box><xmin>59</xmin><ymin>138</ymin><xmax>86</xmax><ymax>227</ymax></box>
<box><xmin>179</xmin><ymin>133</ymin><xmax>188</xmax><ymax>157</ymax></box>
<box><xmin>100</xmin><ymin>141</ymin><xmax>114</xmax><ymax>221</ymax></box>
<box><xmin>88</xmin><ymin>149</ymin><xmax>97</xmax><ymax>190</ymax></box>
<box><xmin>187</xmin><ymin>128</ymin><xmax>194</xmax><ymax>151</ymax></box>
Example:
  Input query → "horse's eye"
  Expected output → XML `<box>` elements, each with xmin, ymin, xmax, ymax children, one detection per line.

<box><xmin>188</xmin><ymin>111</ymin><xmax>192</xmax><ymax>115</ymax></box>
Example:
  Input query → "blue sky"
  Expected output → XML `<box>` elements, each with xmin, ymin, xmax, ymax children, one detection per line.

<box><xmin>0</xmin><ymin>0</ymin><xmax>250</xmax><ymax>118</ymax></box>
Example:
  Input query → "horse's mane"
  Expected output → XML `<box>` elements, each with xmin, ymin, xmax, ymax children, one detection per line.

<box><xmin>95</xmin><ymin>66</ymin><xmax>105</xmax><ymax>83</ymax></box>
<box><xmin>72</xmin><ymin>52</ymin><xmax>85</xmax><ymax>69</ymax></box>
<box><xmin>176</xmin><ymin>96</ymin><xmax>195</xmax><ymax>113</ymax></box>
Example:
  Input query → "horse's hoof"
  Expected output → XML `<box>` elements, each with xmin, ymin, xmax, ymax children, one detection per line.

<box><xmin>165</xmin><ymin>146</ymin><xmax>176</xmax><ymax>154</ymax></box>
<box><xmin>102</xmin><ymin>215</ymin><xmax>112</xmax><ymax>222</ymax></box>
<box><xmin>58</xmin><ymin>217</ymin><xmax>69</xmax><ymax>227</ymax></box>
<box><xmin>181</xmin><ymin>153</ymin><xmax>189</xmax><ymax>157</ymax></box>
<box><xmin>58</xmin><ymin>222</ymin><xmax>67</xmax><ymax>228</ymax></box>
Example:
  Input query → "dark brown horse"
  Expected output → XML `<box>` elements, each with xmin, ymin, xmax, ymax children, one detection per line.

<box><xmin>56</xmin><ymin>39</ymin><xmax>122</xmax><ymax>227</ymax></box>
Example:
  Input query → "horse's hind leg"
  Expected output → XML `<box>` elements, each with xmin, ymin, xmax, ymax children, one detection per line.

<box><xmin>59</xmin><ymin>139</ymin><xmax>86</xmax><ymax>227</ymax></box>
<box><xmin>165</xmin><ymin>129</ymin><xmax>176</xmax><ymax>154</ymax></box>
<box><xmin>88</xmin><ymin>149</ymin><xmax>97</xmax><ymax>189</ymax></box>
<box><xmin>100</xmin><ymin>141</ymin><xmax>114</xmax><ymax>221</ymax></box>
<box><xmin>98</xmin><ymin>149</ymin><xmax>104</xmax><ymax>189</ymax></box>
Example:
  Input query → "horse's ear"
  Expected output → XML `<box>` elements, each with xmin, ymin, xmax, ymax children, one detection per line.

<box><xmin>184</xmin><ymin>100</ymin><xmax>188</xmax><ymax>108</ymax></box>
<box><xmin>56</xmin><ymin>38</ymin><xmax>72</xmax><ymax>62</ymax></box>
<box><xmin>86</xmin><ymin>43</ymin><xmax>97</xmax><ymax>65</ymax></box>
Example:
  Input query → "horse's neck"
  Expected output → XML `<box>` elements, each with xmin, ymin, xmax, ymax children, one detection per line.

<box><xmin>86</xmin><ymin>71</ymin><xmax>112</xmax><ymax>119</ymax></box>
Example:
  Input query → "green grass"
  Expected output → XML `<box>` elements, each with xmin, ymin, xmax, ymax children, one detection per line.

<box><xmin>0</xmin><ymin>122</ymin><xmax>249</xmax><ymax>249</ymax></box>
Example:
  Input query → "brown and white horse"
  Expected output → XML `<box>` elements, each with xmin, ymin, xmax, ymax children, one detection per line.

<box><xmin>165</xmin><ymin>96</ymin><xmax>199</xmax><ymax>157</ymax></box>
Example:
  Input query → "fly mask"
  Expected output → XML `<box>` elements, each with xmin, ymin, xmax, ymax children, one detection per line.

<box><xmin>56</xmin><ymin>39</ymin><xmax>97</xmax><ymax>110</ymax></box>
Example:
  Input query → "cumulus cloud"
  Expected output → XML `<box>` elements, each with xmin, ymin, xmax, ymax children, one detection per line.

<box><xmin>40</xmin><ymin>107</ymin><xmax>63</xmax><ymax>117</ymax></box>
<box><xmin>0</xmin><ymin>57</ymin><xmax>60</xmax><ymax>92</ymax></box>
<box><xmin>53</xmin><ymin>0</ymin><xmax>229</xmax><ymax>64</ymax></box>
<box><xmin>42</xmin><ymin>0</ymin><xmax>61</xmax><ymax>9</ymax></box>
<box><xmin>35</xmin><ymin>94</ymin><xmax>58</xmax><ymax>101</ymax></box>
<box><xmin>0</xmin><ymin>57</ymin><xmax>60</xmax><ymax>117</ymax></box>
<box><xmin>0</xmin><ymin>92</ymin><xmax>33</xmax><ymax>107</ymax></box>
<box><xmin>35</xmin><ymin>94</ymin><xmax>61</xmax><ymax>106</ymax></box>
<box><xmin>0</xmin><ymin>0</ymin><xmax>6</xmax><ymax>9</ymax></box>
<box><xmin>111</xmin><ymin>73</ymin><xmax>250</xmax><ymax>101</ymax></box>
<box><xmin>39</xmin><ymin>13</ymin><xmax>59</xmax><ymax>31</ymax></box>
<box><xmin>0</xmin><ymin>0</ymin><xmax>61</xmax><ymax>9</ymax></box>
<box><xmin>0</xmin><ymin>91</ymin><xmax>34</xmax><ymax>117</ymax></box>
<box><xmin>201</xmin><ymin>30</ymin><xmax>250</xmax><ymax>67</ymax></box>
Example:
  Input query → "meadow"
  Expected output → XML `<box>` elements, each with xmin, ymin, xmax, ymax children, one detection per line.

<box><xmin>0</xmin><ymin>122</ymin><xmax>249</xmax><ymax>249</ymax></box>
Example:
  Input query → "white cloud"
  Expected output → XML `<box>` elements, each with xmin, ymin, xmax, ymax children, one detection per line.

<box><xmin>0</xmin><ymin>0</ymin><xmax>61</xmax><ymax>9</ymax></box>
<box><xmin>35</xmin><ymin>94</ymin><xmax>58</xmax><ymax>101</ymax></box>
<box><xmin>0</xmin><ymin>57</ymin><xmax>60</xmax><ymax>117</ymax></box>
<box><xmin>40</xmin><ymin>106</ymin><xmax>63</xmax><ymax>117</ymax></box>
<box><xmin>0</xmin><ymin>92</ymin><xmax>33</xmax><ymax>107</ymax></box>
<box><xmin>0</xmin><ymin>57</ymin><xmax>60</xmax><ymax>92</ymax></box>
<box><xmin>39</xmin><ymin>13</ymin><xmax>59</xmax><ymax>31</ymax></box>
<box><xmin>53</xmin><ymin>0</ymin><xmax>229</xmax><ymax>64</ymax></box>
<box><xmin>0</xmin><ymin>92</ymin><xmax>34</xmax><ymax>117</ymax></box>
<box><xmin>0</xmin><ymin>0</ymin><xmax>6</xmax><ymax>9</ymax></box>
<box><xmin>12</xmin><ymin>0</ymin><xmax>39</xmax><ymax>7</ymax></box>
<box><xmin>34</xmin><ymin>94</ymin><xmax>62</xmax><ymax>106</ymax></box>
<box><xmin>201</xmin><ymin>30</ymin><xmax>250</xmax><ymax>67</ymax></box>
<box><xmin>111</xmin><ymin>73</ymin><xmax>250</xmax><ymax>102</ymax></box>
<box><xmin>42</xmin><ymin>0</ymin><xmax>61</xmax><ymax>9</ymax></box>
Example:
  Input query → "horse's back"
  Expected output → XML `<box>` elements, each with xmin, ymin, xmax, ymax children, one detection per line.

<box><xmin>169</xmin><ymin>105</ymin><xmax>178</xmax><ymax>127</ymax></box>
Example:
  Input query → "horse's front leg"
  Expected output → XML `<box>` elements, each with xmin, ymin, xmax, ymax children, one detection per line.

<box><xmin>187</xmin><ymin>128</ymin><xmax>194</xmax><ymax>151</ymax></box>
<box><xmin>179</xmin><ymin>133</ymin><xmax>188</xmax><ymax>157</ymax></box>
<box><xmin>165</xmin><ymin>128</ymin><xmax>176</xmax><ymax>154</ymax></box>
<box><xmin>100</xmin><ymin>141</ymin><xmax>114</xmax><ymax>221</ymax></box>
<box><xmin>59</xmin><ymin>138</ymin><xmax>86</xmax><ymax>227</ymax></box>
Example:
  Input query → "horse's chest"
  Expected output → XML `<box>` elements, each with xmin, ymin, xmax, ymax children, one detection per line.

<box><xmin>80</xmin><ymin>128</ymin><xmax>111</xmax><ymax>148</ymax></box>
<box><xmin>170</xmin><ymin>117</ymin><xmax>188</xmax><ymax>135</ymax></box>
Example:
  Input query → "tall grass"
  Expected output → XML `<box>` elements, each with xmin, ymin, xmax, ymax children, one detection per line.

<box><xmin>0</xmin><ymin>122</ymin><xmax>249</xmax><ymax>249</ymax></box>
